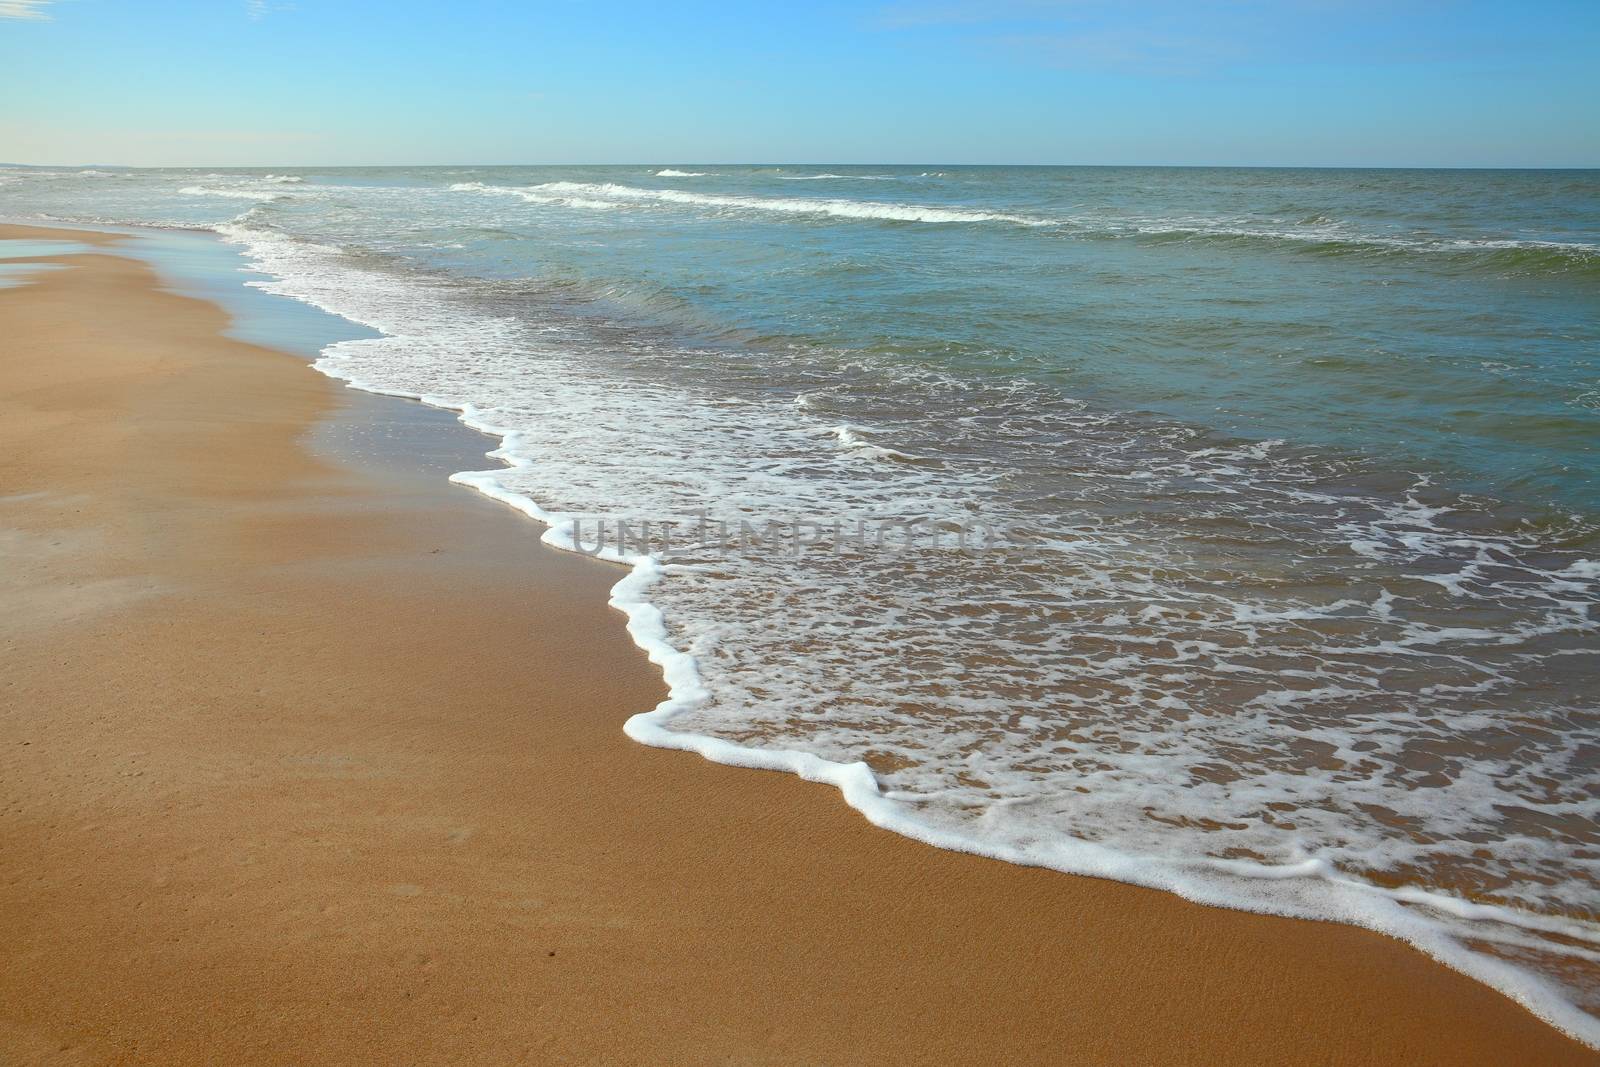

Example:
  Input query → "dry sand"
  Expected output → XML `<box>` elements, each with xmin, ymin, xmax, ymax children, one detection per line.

<box><xmin>1</xmin><ymin>222</ymin><xmax>1594</xmax><ymax>1065</ymax></box>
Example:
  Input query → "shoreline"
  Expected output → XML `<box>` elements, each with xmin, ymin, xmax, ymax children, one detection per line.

<box><xmin>1</xmin><ymin>221</ymin><xmax>1595</xmax><ymax>1064</ymax></box>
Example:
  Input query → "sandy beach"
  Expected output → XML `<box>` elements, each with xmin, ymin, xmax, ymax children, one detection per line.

<box><xmin>0</xmin><ymin>222</ymin><xmax>1593</xmax><ymax>1064</ymax></box>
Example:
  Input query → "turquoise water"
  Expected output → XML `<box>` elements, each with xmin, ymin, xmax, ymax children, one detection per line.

<box><xmin>0</xmin><ymin>238</ymin><xmax>87</xmax><ymax>287</ymax></box>
<box><xmin>0</xmin><ymin>238</ymin><xmax>90</xmax><ymax>258</ymax></box>
<box><xmin>457</xmin><ymin>166</ymin><xmax>1600</xmax><ymax>510</ymax></box>
<box><xmin>10</xmin><ymin>165</ymin><xmax>1594</xmax><ymax>507</ymax></box>
<box><xmin>5</xmin><ymin>165</ymin><xmax>1597</xmax><ymax>1042</ymax></box>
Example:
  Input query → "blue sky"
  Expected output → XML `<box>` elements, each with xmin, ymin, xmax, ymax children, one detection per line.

<box><xmin>2</xmin><ymin>1</ymin><xmax>1596</xmax><ymax>167</ymax></box>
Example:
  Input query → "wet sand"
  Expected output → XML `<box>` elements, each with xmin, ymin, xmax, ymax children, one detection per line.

<box><xmin>1</xmin><ymin>222</ymin><xmax>1593</xmax><ymax>1065</ymax></box>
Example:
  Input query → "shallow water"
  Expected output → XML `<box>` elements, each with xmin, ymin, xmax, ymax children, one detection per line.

<box><xmin>5</xmin><ymin>164</ymin><xmax>1596</xmax><ymax>1043</ymax></box>
<box><xmin>0</xmin><ymin>238</ymin><xmax>87</xmax><ymax>288</ymax></box>
<box><xmin>0</xmin><ymin>238</ymin><xmax>90</xmax><ymax>259</ymax></box>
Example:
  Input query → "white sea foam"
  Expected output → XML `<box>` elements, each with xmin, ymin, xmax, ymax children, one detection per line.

<box><xmin>179</xmin><ymin>184</ymin><xmax>284</xmax><ymax>202</ymax></box>
<box><xmin>826</xmin><ymin>424</ymin><xmax>921</xmax><ymax>461</ymax></box>
<box><xmin>209</xmin><ymin>216</ymin><xmax>1600</xmax><ymax>1049</ymax></box>
<box><xmin>449</xmin><ymin>181</ymin><xmax>620</xmax><ymax>212</ymax></box>
<box><xmin>451</xmin><ymin>180</ymin><xmax>1048</xmax><ymax>226</ymax></box>
<box><xmin>655</xmin><ymin>169</ymin><xmax>707</xmax><ymax>177</ymax></box>
<box><xmin>443</xmin><ymin>180</ymin><xmax>1598</xmax><ymax>261</ymax></box>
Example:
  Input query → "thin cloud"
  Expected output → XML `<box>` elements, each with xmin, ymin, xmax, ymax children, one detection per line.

<box><xmin>246</xmin><ymin>0</ymin><xmax>294</xmax><ymax>20</ymax></box>
<box><xmin>0</xmin><ymin>0</ymin><xmax>55</xmax><ymax>20</ymax></box>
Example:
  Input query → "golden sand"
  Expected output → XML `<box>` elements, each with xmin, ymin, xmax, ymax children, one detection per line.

<box><xmin>1</xmin><ymin>223</ymin><xmax>1593</xmax><ymax>1064</ymax></box>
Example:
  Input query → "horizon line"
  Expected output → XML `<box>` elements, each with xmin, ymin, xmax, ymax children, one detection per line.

<box><xmin>7</xmin><ymin>160</ymin><xmax>1600</xmax><ymax>172</ymax></box>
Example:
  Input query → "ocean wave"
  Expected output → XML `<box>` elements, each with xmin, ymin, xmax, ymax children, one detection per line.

<box><xmin>445</xmin><ymin>179</ymin><xmax>1596</xmax><ymax>271</ymax></box>
<box><xmin>655</xmin><ymin>169</ymin><xmax>707</xmax><ymax>178</ymax></box>
<box><xmin>777</xmin><ymin>173</ymin><xmax>899</xmax><ymax>181</ymax></box>
<box><xmin>453</xmin><ymin>180</ymin><xmax>1048</xmax><ymax>226</ymax></box>
<box><xmin>826</xmin><ymin>423</ymin><xmax>925</xmax><ymax>462</ymax></box>
<box><xmin>1102</xmin><ymin>217</ymin><xmax>1600</xmax><ymax>275</ymax></box>
<box><xmin>35</xmin><ymin>211</ymin><xmax>216</xmax><ymax>231</ymax></box>
<box><xmin>179</xmin><ymin>184</ymin><xmax>285</xmax><ymax>202</ymax></box>
<box><xmin>261</xmin><ymin>173</ymin><xmax>304</xmax><ymax>184</ymax></box>
<box><xmin>449</xmin><ymin>180</ymin><xmax>622</xmax><ymax>212</ymax></box>
<box><xmin>208</xmin><ymin>217</ymin><xmax>1600</xmax><ymax>1049</ymax></box>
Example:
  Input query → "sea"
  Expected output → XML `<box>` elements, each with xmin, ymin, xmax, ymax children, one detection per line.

<box><xmin>4</xmin><ymin>163</ymin><xmax>1596</xmax><ymax>1045</ymax></box>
